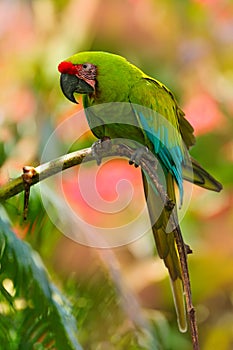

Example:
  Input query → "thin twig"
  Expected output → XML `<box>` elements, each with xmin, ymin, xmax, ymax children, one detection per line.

<box><xmin>22</xmin><ymin>166</ymin><xmax>38</xmax><ymax>220</ymax></box>
<box><xmin>172</xmin><ymin>224</ymin><xmax>199</xmax><ymax>350</ymax></box>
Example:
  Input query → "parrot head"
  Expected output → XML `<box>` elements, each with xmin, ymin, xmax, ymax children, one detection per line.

<box><xmin>58</xmin><ymin>51</ymin><xmax>140</xmax><ymax>103</ymax></box>
<box><xmin>58</xmin><ymin>60</ymin><xmax>97</xmax><ymax>103</ymax></box>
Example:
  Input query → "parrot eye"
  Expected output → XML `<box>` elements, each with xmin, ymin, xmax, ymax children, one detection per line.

<box><xmin>80</xmin><ymin>63</ymin><xmax>97</xmax><ymax>80</ymax></box>
<box><xmin>82</xmin><ymin>63</ymin><xmax>92</xmax><ymax>70</ymax></box>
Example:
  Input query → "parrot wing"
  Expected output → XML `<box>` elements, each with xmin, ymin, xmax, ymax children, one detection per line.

<box><xmin>129</xmin><ymin>77</ymin><xmax>222</xmax><ymax>193</ymax></box>
<box><xmin>129</xmin><ymin>77</ymin><xmax>187</xmax><ymax>201</ymax></box>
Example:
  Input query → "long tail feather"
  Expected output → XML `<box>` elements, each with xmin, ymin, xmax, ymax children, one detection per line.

<box><xmin>182</xmin><ymin>157</ymin><xmax>222</xmax><ymax>192</ymax></box>
<box><xmin>142</xmin><ymin>171</ymin><xmax>187</xmax><ymax>332</ymax></box>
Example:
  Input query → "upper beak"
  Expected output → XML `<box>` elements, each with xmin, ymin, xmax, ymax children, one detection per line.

<box><xmin>60</xmin><ymin>73</ymin><xmax>95</xmax><ymax>103</ymax></box>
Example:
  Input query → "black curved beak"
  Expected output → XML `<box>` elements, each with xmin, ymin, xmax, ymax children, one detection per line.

<box><xmin>60</xmin><ymin>73</ymin><xmax>94</xmax><ymax>104</ymax></box>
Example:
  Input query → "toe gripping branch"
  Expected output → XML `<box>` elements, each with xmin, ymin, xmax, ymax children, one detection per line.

<box><xmin>128</xmin><ymin>146</ymin><xmax>176</xmax><ymax>211</ymax></box>
<box><xmin>91</xmin><ymin>136</ymin><xmax>112</xmax><ymax>165</ymax></box>
<box><xmin>128</xmin><ymin>146</ymin><xmax>150</xmax><ymax>168</ymax></box>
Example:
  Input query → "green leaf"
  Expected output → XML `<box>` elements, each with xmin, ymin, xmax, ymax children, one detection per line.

<box><xmin>0</xmin><ymin>217</ymin><xmax>82</xmax><ymax>350</ymax></box>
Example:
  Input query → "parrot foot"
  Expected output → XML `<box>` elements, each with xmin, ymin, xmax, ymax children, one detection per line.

<box><xmin>91</xmin><ymin>136</ymin><xmax>111</xmax><ymax>165</ymax></box>
<box><xmin>129</xmin><ymin>146</ymin><xmax>150</xmax><ymax>168</ymax></box>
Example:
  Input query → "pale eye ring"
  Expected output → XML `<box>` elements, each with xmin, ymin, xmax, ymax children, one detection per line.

<box><xmin>82</xmin><ymin>63</ymin><xmax>90</xmax><ymax>70</ymax></box>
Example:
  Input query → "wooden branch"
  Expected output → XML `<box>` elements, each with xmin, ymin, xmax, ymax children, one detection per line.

<box><xmin>0</xmin><ymin>148</ymin><xmax>92</xmax><ymax>202</ymax></box>
<box><xmin>0</xmin><ymin>143</ymin><xmax>171</xmax><ymax>204</ymax></box>
<box><xmin>0</xmin><ymin>141</ymin><xmax>199</xmax><ymax>349</ymax></box>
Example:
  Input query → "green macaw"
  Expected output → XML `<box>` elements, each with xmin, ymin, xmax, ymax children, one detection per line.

<box><xmin>58</xmin><ymin>51</ymin><xmax>222</xmax><ymax>332</ymax></box>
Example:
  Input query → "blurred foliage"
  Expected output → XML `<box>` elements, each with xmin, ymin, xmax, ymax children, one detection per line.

<box><xmin>0</xmin><ymin>215</ymin><xmax>82</xmax><ymax>349</ymax></box>
<box><xmin>0</xmin><ymin>0</ymin><xmax>233</xmax><ymax>349</ymax></box>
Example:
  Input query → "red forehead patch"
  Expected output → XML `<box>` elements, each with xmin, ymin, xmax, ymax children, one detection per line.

<box><xmin>58</xmin><ymin>61</ymin><xmax>77</xmax><ymax>75</ymax></box>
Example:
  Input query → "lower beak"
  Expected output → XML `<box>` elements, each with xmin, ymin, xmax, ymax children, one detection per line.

<box><xmin>60</xmin><ymin>73</ymin><xmax>94</xmax><ymax>103</ymax></box>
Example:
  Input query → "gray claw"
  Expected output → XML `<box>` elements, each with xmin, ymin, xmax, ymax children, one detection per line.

<box><xmin>129</xmin><ymin>147</ymin><xmax>149</xmax><ymax>167</ymax></box>
<box><xmin>91</xmin><ymin>137</ymin><xmax>111</xmax><ymax>165</ymax></box>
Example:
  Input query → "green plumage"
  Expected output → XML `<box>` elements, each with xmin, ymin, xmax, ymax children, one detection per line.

<box><xmin>58</xmin><ymin>51</ymin><xmax>222</xmax><ymax>332</ymax></box>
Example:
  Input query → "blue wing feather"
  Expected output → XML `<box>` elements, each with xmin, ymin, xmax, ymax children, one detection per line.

<box><xmin>135</xmin><ymin>109</ymin><xmax>184</xmax><ymax>204</ymax></box>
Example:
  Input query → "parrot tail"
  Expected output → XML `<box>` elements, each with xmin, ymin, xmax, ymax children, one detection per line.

<box><xmin>182</xmin><ymin>157</ymin><xmax>223</xmax><ymax>192</ymax></box>
<box><xmin>142</xmin><ymin>172</ymin><xmax>187</xmax><ymax>332</ymax></box>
